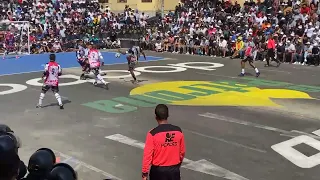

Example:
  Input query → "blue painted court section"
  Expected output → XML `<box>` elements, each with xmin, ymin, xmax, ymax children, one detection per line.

<box><xmin>0</xmin><ymin>52</ymin><xmax>163</xmax><ymax>76</ymax></box>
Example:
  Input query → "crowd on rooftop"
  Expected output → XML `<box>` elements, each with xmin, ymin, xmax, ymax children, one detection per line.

<box><xmin>0</xmin><ymin>0</ymin><xmax>320</xmax><ymax>65</ymax></box>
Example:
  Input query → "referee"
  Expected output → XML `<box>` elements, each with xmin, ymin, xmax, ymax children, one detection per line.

<box><xmin>142</xmin><ymin>104</ymin><xmax>186</xmax><ymax>180</ymax></box>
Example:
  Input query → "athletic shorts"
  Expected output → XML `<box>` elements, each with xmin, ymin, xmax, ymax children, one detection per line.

<box><xmin>78</xmin><ymin>60</ymin><xmax>86</xmax><ymax>67</ymax></box>
<box><xmin>42</xmin><ymin>85</ymin><xmax>59</xmax><ymax>93</ymax></box>
<box><xmin>127</xmin><ymin>55</ymin><xmax>137</xmax><ymax>71</ymax></box>
<box><xmin>243</xmin><ymin>56</ymin><xmax>254</xmax><ymax>63</ymax></box>
<box><xmin>91</xmin><ymin>68</ymin><xmax>100</xmax><ymax>76</ymax></box>
<box><xmin>128</xmin><ymin>61</ymin><xmax>137</xmax><ymax>71</ymax></box>
<box><xmin>149</xmin><ymin>165</ymin><xmax>181</xmax><ymax>180</ymax></box>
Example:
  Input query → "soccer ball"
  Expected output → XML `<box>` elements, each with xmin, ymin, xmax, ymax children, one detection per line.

<box><xmin>115</xmin><ymin>53</ymin><xmax>121</xmax><ymax>58</ymax></box>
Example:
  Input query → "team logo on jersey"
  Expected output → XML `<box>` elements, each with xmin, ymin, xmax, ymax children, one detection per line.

<box><xmin>162</xmin><ymin>133</ymin><xmax>177</xmax><ymax>147</ymax></box>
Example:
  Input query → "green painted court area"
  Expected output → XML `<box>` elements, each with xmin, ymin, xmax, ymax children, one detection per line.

<box><xmin>82</xmin><ymin>77</ymin><xmax>320</xmax><ymax>114</ymax></box>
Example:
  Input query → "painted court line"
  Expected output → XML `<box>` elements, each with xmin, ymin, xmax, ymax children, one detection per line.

<box><xmin>105</xmin><ymin>134</ymin><xmax>192</xmax><ymax>164</ymax></box>
<box><xmin>199</xmin><ymin>113</ymin><xmax>288</xmax><ymax>134</ymax></box>
<box><xmin>196</xmin><ymin>70</ymin><xmax>289</xmax><ymax>79</ymax></box>
<box><xmin>183</xmin><ymin>129</ymin><xmax>267</xmax><ymax>153</ymax></box>
<box><xmin>54</xmin><ymin>149</ymin><xmax>122</xmax><ymax>180</ymax></box>
<box><xmin>105</xmin><ymin>134</ymin><xmax>250</xmax><ymax>180</ymax></box>
<box><xmin>312</xmin><ymin>129</ymin><xmax>320</xmax><ymax>136</ymax></box>
<box><xmin>199</xmin><ymin>113</ymin><xmax>320</xmax><ymax>140</ymax></box>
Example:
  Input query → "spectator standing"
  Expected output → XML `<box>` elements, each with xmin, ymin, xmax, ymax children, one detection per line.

<box><xmin>142</xmin><ymin>104</ymin><xmax>185</xmax><ymax>180</ymax></box>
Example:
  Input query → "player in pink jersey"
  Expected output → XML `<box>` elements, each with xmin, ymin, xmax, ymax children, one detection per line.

<box><xmin>87</xmin><ymin>44</ymin><xmax>109</xmax><ymax>89</ymax></box>
<box><xmin>239</xmin><ymin>41</ymin><xmax>260</xmax><ymax>77</ymax></box>
<box><xmin>36</xmin><ymin>54</ymin><xmax>64</xmax><ymax>109</ymax></box>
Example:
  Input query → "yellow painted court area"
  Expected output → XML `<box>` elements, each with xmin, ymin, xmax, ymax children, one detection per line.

<box><xmin>130</xmin><ymin>81</ymin><xmax>314</xmax><ymax>107</ymax></box>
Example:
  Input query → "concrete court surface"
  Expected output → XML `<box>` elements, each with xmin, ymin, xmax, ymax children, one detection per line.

<box><xmin>0</xmin><ymin>52</ymin><xmax>320</xmax><ymax>180</ymax></box>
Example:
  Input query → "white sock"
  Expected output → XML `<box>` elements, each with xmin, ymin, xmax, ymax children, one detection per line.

<box><xmin>38</xmin><ymin>93</ymin><xmax>45</xmax><ymax>105</ymax></box>
<box><xmin>241</xmin><ymin>69</ymin><xmax>245</xmax><ymax>74</ymax></box>
<box><xmin>255</xmin><ymin>68</ymin><xmax>259</xmax><ymax>73</ymax></box>
<box><xmin>96</xmin><ymin>74</ymin><xmax>106</xmax><ymax>84</ymax></box>
<box><xmin>54</xmin><ymin>93</ymin><xmax>63</xmax><ymax>106</ymax></box>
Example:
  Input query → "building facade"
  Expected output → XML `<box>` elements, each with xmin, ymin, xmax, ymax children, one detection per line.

<box><xmin>99</xmin><ymin>0</ymin><xmax>181</xmax><ymax>16</ymax></box>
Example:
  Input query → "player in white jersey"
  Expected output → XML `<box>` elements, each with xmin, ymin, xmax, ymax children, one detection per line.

<box><xmin>87</xmin><ymin>44</ymin><xmax>109</xmax><ymax>88</ymax></box>
<box><xmin>36</xmin><ymin>54</ymin><xmax>64</xmax><ymax>109</ymax></box>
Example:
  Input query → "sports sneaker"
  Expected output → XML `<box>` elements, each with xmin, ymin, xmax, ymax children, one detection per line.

<box><xmin>36</xmin><ymin>104</ymin><xmax>42</xmax><ymax>108</ymax></box>
<box><xmin>80</xmin><ymin>74</ymin><xmax>85</xmax><ymax>80</ymax></box>
<box><xmin>238</xmin><ymin>73</ymin><xmax>245</xmax><ymax>77</ymax></box>
<box><xmin>59</xmin><ymin>104</ymin><xmax>64</xmax><ymax>109</ymax></box>
<box><xmin>256</xmin><ymin>72</ymin><xmax>260</xmax><ymax>77</ymax></box>
<box><xmin>93</xmin><ymin>82</ymin><xmax>98</xmax><ymax>86</ymax></box>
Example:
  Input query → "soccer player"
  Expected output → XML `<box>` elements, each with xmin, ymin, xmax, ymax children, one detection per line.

<box><xmin>3</xmin><ymin>32</ymin><xmax>19</xmax><ymax>59</ymax></box>
<box><xmin>87</xmin><ymin>44</ymin><xmax>109</xmax><ymax>88</ymax></box>
<box><xmin>36</xmin><ymin>54</ymin><xmax>64</xmax><ymax>109</ymax></box>
<box><xmin>239</xmin><ymin>42</ymin><xmax>260</xmax><ymax>77</ymax></box>
<box><xmin>76</xmin><ymin>40</ymin><xmax>90</xmax><ymax>80</ymax></box>
<box><xmin>118</xmin><ymin>46</ymin><xmax>146</xmax><ymax>83</ymax></box>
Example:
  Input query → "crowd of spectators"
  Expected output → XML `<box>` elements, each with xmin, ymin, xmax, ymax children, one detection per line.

<box><xmin>144</xmin><ymin>0</ymin><xmax>320</xmax><ymax>66</ymax></box>
<box><xmin>0</xmin><ymin>0</ymin><xmax>150</xmax><ymax>54</ymax></box>
<box><xmin>1</xmin><ymin>0</ymin><xmax>320</xmax><ymax>66</ymax></box>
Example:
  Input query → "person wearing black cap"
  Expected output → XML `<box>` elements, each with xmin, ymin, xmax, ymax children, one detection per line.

<box><xmin>0</xmin><ymin>134</ymin><xmax>21</xmax><ymax>180</ymax></box>
<box><xmin>142</xmin><ymin>104</ymin><xmax>185</xmax><ymax>180</ymax></box>
<box><xmin>0</xmin><ymin>151</ymin><xmax>20</xmax><ymax>180</ymax></box>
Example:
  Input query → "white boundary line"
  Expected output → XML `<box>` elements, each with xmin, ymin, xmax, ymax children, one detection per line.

<box><xmin>184</xmin><ymin>129</ymin><xmax>267</xmax><ymax>153</ymax></box>
<box><xmin>105</xmin><ymin>134</ymin><xmax>250</xmax><ymax>180</ymax></box>
<box><xmin>0</xmin><ymin>58</ymin><xmax>173</xmax><ymax>77</ymax></box>
<box><xmin>54</xmin><ymin>149</ymin><xmax>122</xmax><ymax>180</ymax></box>
<box><xmin>199</xmin><ymin>113</ymin><xmax>320</xmax><ymax>140</ymax></box>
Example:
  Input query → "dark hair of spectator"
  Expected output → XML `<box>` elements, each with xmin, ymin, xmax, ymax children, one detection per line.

<box><xmin>0</xmin><ymin>151</ymin><xmax>20</xmax><ymax>180</ymax></box>
<box><xmin>50</xmin><ymin>54</ymin><xmax>56</xmax><ymax>61</ymax></box>
<box><xmin>155</xmin><ymin>104</ymin><xmax>169</xmax><ymax>120</ymax></box>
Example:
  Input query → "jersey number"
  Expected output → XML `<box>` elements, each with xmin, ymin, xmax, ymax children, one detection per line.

<box><xmin>51</xmin><ymin>68</ymin><xmax>57</xmax><ymax>75</ymax></box>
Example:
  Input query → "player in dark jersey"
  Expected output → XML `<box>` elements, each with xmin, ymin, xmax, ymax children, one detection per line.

<box><xmin>118</xmin><ymin>46</ymin><xmax>146</xmax><ymax>83</ymax></box>
<box><xmin>76</xmin><ymin>40</ymin><xmax>90</xmax><ymax>80</ymax></box>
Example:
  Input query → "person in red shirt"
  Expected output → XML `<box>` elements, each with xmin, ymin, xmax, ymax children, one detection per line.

<box><xmin>300</xmin><ymin>4</ymin><xmax>310</xmax><ymax>14</ymax></box>
<box><xmin>266</xmin><ymin>35</ymin><xmax>280</xmax><ymax>67</ymax></box>
<box><xmin>142</xmin><ymin>104</ymin><xmax>185</xmax><ymax>180</ymax></box>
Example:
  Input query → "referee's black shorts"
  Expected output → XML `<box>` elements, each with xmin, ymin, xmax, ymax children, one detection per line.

<box><xmin>149</xmin><ymin>164</ymin><xmax>181</xmax><ymax>180</ymax></box>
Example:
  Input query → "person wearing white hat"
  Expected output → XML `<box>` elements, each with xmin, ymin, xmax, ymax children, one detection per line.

<box><xmin>303</xmin><ymin>42</ymin><xmax>312</xmax><ymax>65</ymax></box>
